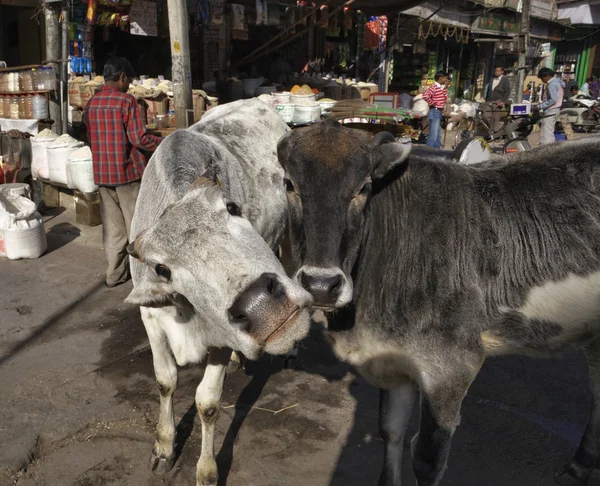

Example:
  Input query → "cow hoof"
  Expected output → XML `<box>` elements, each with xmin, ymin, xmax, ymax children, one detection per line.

<box><xmin>197</xmin><ymin>470</ymin><xmax>218</xmax><ymax>486</ymax></box>
<box><xmin>149</xmin><ymin>451</ymin><xmax>176</xmax><ymax>475</ymax></box>
<box><xmin>226</xmin><ymin>352</ymin><xmax>244</xmax><ymax>375</ymax></box>
<box><xmin>554</xmin><ymin>465</ymin><xmax>588</xmax><ymax>486</ymax></box>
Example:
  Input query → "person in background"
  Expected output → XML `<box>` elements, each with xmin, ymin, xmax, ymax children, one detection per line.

<box><xmin>570</xmin><ymin>85</ymin><xmax>579</xmax><ymax>99</ymax></box>
<box><xmin>486</xmin><ymin>66</ymin><xmax>512</xmax><ymax>131</ymax></box>
<box><xmin>537</xmin><ymin>67</ymin><xmax>565</xmax><ymax>146</ymax></box>
<box><xmin>85</xmin><ymin>57</ymin><xmax>163</xmax><ymax>287</ymax></box>
<box><xmin>423</xmin><ymin>72</ymin><xmax>449</xmax><ymax>149</ymax></box>
<box><xmin>580</xmin><ymin>77</ymin><xmax>592</xmax><ymax>97</ymax></box>
<box><xmin>589</xmin><ymin>77</ymin><xmax>600</xmax><ymax>99</ymax></box>
<box><xmin>566</xmin><ymin>78</ymin><xmax>579</xmax><ymax>97</ymax></box>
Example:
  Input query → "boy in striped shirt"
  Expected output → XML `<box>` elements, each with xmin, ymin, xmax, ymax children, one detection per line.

<box><xmin>423</xmin><ymin>72</ymin><xmax>449</xmax><ymax>149</ymax></box>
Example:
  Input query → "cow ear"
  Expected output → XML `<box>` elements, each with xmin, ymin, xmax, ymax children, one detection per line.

<box><xmin>372</xmin><ymin>142</ymin><xmax>412</xmax><ymax>181</ymax></box>
<box><xmin>125</xmin><ymin>281</ymin><xmax>173</xmax><ymax>307</ymax></box>
<box><xmin>190</xmin><ymin>166</ymin><xmax>222</xmax><ymax>190</ymax></box>
<box><xmin>277</xmin><ymin>131</ymin><xmax>293</xmax><ymax>169</ymax></box>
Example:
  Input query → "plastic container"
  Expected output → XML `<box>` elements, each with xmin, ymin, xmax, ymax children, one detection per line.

<box><xmin>47</xmin><ymin>141</ymin><xmax>84</xmax><ymax>185</ymax></box>
<box><xmin>9</xmin><ymin>97</ymin><xmax>19</xmax><ymax>119</ymax></box>
<box><xmin>293</xmin><ymin>104</ymin><xmax>320</xmax><ymax>124</ymax></box>
<box><xmin>32</xmin><ymin>93</ymin><xmax>49</xmax><ymax>119</ymax></box>
<box><xmin>31</xmin><ymin>135</ymin><xmax>56</xmax><ymax>179</ymax></box>
<box><xmin>25</xmin><ymin>95</ymin><xmax>33</xmax><ymax>119</ymax></box>
<box><xmin>273</xmin><ymin>92</ymin><xmax>291</xmax><ymax>104</ymax></box>
<box><xmin>18</xmin><ymin>96</ymin><xmax>26</xmax><ymax>119</ymax></box>
<box><xmin>0</xmin><ymin>190</ymin><xmax>47</xmax><ymax>260</ymax></box>
<box><xmin>318</xmin><ymin>101</ymin><xmax>336</xmax><ymax>114</ymax></box>
<box><xmin>22</xmin><ymin>70</ymin><xmax>34</xmax><ymax>92</ymax></box>
<box><xmin>291</xmin><ymin>93</ymin><xmax>317</xmax><ymax>105</ymax></box>
<box><xmin>274</xmin><ymin>104</ymin><xmax>295</xmax><ymax>123</ymax></box>
<box><xmin>3</xmin><ymin>96</ymin><xmax>10</xmax><ymax>118</ymax></box>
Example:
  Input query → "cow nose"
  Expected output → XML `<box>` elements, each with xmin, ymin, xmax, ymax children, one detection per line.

<box><xmin>229</xmin><ymin>273</ymin><xmax>287</xmax><ymax>333</ymax></box>
<box><xmin>298</xmin><ymin>271</ymin><xmax>342</xmax><ymax>306</ymax></box>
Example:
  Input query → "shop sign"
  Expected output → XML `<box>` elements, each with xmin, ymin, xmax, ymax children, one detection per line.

<box><xmin>472</xmin><ymin>13</ymin><xmax>518</xmax><ymax>35</ymax></box>
<box><xmin>130</xmin><ymin>0</ymin><xmax>157</xmax><ymax>37</ymax></box>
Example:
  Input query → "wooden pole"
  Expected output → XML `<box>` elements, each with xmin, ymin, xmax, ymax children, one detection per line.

<box><xmin>167</xmin><ymin>0</ymin><xmax>193</xmax><ymax>128</ymax></box>
<box><xmin>60</xmin><ymin>7</ymin><xmax>68</xmax><ymax>134</ymax></box>
<box><xmin>44</xmin><ymin>5</ymin><xmax>61</xmax><ymax>134</ymax></box>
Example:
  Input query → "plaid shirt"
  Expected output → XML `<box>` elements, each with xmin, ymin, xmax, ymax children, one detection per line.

<box><xmin>85</xmin><ymin>86</ymin><xmax>162</xmax><ymax>186</ymax></box>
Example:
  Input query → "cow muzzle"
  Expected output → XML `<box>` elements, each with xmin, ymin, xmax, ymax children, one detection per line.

<box><xmin>295</xmin><ymin>266</ymin><xmax>353</xmax><ymax>310</ymax></box>
<box><xmin>228</xmin><ymin>273</ymin><xmax>312</xmax><ymax>345</ymax></box>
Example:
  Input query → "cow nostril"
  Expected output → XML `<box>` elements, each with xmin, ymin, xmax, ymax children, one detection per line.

<box><xmin>300</xmin><ymin>271</ymin><xmax>344</xmax><ymax>303</ymax></box>
<box><xmin>299</xmin><ymin>271</ymin><xmax>310</xmax><ymax>291</ymax></box>
<box><xmin>228</xmin><ymin>309</ymin><xmax>251</xmax><ymax>331</ymax></box>
<box><xmin>329</xmin><ymin>275</ymin><xmax>342</xmax><ymax>297</ymax></box>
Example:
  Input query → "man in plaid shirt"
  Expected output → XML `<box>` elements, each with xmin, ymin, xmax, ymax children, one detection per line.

<box><xmin>86</xmin><ymin>57</ymin><xmax>163</xmax><ymax>287</ymax></box>
<box><xmin>423</xmin><ymin>72</ymin><xmax>449</xmax><ymax>149</ymax></box>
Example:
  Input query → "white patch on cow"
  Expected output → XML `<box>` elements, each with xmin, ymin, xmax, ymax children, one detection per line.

<box><xmin>519</xmin><ymin>271</ymin><xmax>600</xmax><ymax>328</ymax></box>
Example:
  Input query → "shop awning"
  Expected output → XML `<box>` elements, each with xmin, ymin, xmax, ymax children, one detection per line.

<box><xmin>400</xmin><ymin>0</ymin><xmax>473</xmax><ymax>28</ymax></box>
<box><xmin>557</xmin><ymin>1</ymin><xmax>600</xmax><ymax>24</ymax></box>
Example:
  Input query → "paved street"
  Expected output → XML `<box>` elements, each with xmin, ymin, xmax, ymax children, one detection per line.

<box><xmin>2</xmin><ymin>137</ymin><xmax>600</xmax><ymax>485</ymax></box>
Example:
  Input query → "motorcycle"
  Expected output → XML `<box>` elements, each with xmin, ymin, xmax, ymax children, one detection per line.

<box><xmin>559</xmin><ymin>95</ymin><xmax>600</xmax><ymax>133</ymax></box>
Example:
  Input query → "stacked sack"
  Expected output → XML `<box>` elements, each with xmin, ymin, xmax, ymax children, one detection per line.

<box><xmin>31</xmin><ymin>128</ymin><xmax>58</xmax><ymax>179</ymax></box>
<box><xmin>47</xmin><ymin>134</ymin><xmax>84</xmax><ymax>185</ymax></box>
<box><xmin>0</xmin><ymin>188</ymin><xmax>46</xmax><ymax>259</ymax></box>
<box><xmin>66</xmin><ymin>145</ymin><xmax>97</xmax><ymax>193</ymax></box>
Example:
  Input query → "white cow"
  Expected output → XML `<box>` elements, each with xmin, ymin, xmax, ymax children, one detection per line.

<box><xmin>126</xmin><ymin>100</ymin><xmax>312</xmax><ymax>486</ymax></box>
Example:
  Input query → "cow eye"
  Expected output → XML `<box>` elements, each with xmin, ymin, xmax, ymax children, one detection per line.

<box><xmin>227</xmin><ymin>202</ymin><xmax>242</xmax><ymax>216</ymax></box>
<box><xmin>155</xmin><ymin>264</ymin><xmax>171</xmax><ymax>281</ymax></box>
<box><xmin>284</xmin><ymin>178</ymin><xmax>295</xmax><ymax>193</ymax></box>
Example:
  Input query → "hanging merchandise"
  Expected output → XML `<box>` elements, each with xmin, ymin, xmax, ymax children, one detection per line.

<box><xmin>379</xmin><ymin>16</ymin><xmax>387</xmax><ymax>49</ymax></box>
<box><xmin>256</xmin><ymin>0</ymin><xmax>267</xmax><ymax>25</ymax></box>
<box><xmin>365</xmin><ymin>17</ymin><xmax>380</xmax><ymax>50</ymax></box>
<box><xmin>320</xmin><ymin>5</ymin><xmax>328</xmax><ymax>29</ymax></box>
<box><xmin>197</xmin><ymin>0</ymin><xmax>209</xmax><ymax>26</ymax></box>
<box><xmin>209</xmin><ymin>0</ymin><xmax>225</xmax><ymax>24</ymax></box>
<box><xmin>231</xmin><ymin>4</ymin><xmax>248</xmax><ymax>40</ymax></box>
<box><xmin>418</xmin><ymin>21</ymin><xmax>470</xmax><ymax>44</ymax></box>
<box><xmin>86</xmin><ymin>0</ymin><xmax>98</xmax><ymax>25</ymax></box>
<box><xmin>310</xmin><ymin>3</ymin><xmax>317</xmax><ymax>25</ymax></box>
<box><xmin>327</xmin><ymin>10</ymin><xmax>340</xmax><ymax>37</ymax></box>
<box><xmin>343</xmin><ymin>7</ymin><xmax>352</xmax><ymax>33</ymax></box>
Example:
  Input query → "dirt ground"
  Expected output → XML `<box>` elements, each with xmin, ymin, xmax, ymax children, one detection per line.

<box><xmin>2</xmin><ymin>135</ymin><xmax>600</xmax><ymax>486</ymax></box>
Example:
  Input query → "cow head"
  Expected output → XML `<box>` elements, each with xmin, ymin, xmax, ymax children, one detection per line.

<box><xmin>278</xmin><ymin>119</ymin><xmax>410</xmax><ymax>310</ymax></box>
<box><xmin>126</xmin><ymin>176</ymin><xmax>312</xmax><ymax>359</ymax></box>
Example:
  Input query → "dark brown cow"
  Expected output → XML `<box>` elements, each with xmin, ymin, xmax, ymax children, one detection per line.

<box><xmin>278</xmin><ymin>118</ymin><xmax>600</xmax><ymax>486</ymax></box>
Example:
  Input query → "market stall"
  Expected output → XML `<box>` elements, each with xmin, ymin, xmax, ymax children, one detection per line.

<box><xmin>0</xmin><ymin>64</ymin><xmax>54</xmax><ymax>185</ymax></box>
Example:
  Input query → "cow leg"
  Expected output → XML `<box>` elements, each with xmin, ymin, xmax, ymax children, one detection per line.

<box><xmin>411</xmin><ymin>359</ymin><xmax>481</xmax><ymax>486</ymax></box>
<box><xmin>556</xmin><ymin>338</ymin><xmax>600</xmax><ymax>486</ymax></box>
<box><xmin>378</xmin><ymin>382</ymin><xmax>418</xmax><ymax>486</ymax></box>
<box><xmin>196</xmin><ymin>347</ymin><xmax>231</xmax><ymax>486</ymax></box>
<box><xmin>227</xmin><ymin>350</ymin><xmax>245</xmax><ymax>374</ymax></box>
<box><xmin>141</xmin><ymin>306</ymin><xmax>178</xmax><ymax>475</ymax></box>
